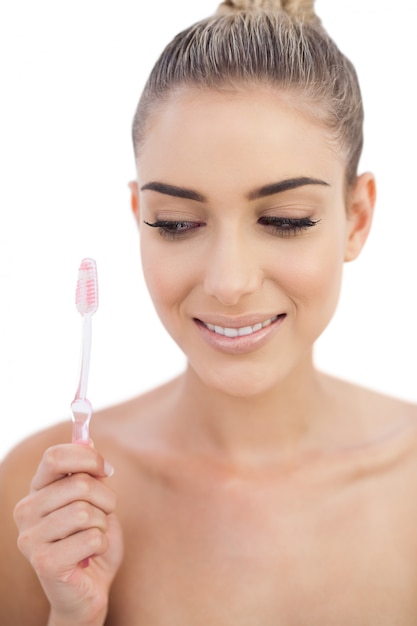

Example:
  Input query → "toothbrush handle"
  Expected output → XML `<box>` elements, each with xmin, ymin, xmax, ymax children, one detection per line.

<box><xmin>71</xmin><ymin>397</ymin><xmax>93</xmax><ymax>443</ymax></box>
<box><xmin>76</xmin><ymin>314</ymin><xmax>92</xmax><ymax>400</ymax></box>
<box><xmin>71</xmin><ymin>315</ymin><xmax>93</xmax><ymax>444</ymax></box>
<box><xmin>71</xmin><ymin>398</ymin><xmax>93</xmax><ymax>443</ymax></box>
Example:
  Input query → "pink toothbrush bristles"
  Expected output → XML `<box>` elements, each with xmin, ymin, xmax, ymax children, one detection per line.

<box><xmin>75</xmin><ymin>258</ymin><xmax>99</xmax><ymax>315</ymax></box>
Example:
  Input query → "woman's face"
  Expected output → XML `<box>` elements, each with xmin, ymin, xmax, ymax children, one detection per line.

<box><xmin>133</xmin><ymin>88</ymin><xmax>372</xmax><ymax>397</ymax></box>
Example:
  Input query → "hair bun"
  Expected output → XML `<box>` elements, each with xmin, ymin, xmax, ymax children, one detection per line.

<box><xmin>217</xmin><ymin>0</ymin><xmax>282</xmax><ymax>12</ymax></box>
<box><xmin>216</xmin><ymin>0</ymin><xmax>318</xmax><ymax>23</ymax></box>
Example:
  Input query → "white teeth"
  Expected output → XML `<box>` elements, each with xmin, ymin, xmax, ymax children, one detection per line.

<box><xmin>205</xmin><ymin>316</ymin><xmax>278</xmax><ymax>337</ymax></box>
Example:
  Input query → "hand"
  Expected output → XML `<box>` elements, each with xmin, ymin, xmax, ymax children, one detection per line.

<box><xmin>13</xmin><ymin>443</ymin><xmax>124</xmax><ymax>626</ymax></box>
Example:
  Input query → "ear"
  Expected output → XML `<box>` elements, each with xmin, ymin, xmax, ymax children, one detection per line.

<box><xmin>128</xmin><ymin>180</ymin><xmax>140</xmax><ymax>226</ymax></box>
<box><xmin>344</xmin><ymin>172</ymin><xmax>376</xmax><ymax>262</ymax></box>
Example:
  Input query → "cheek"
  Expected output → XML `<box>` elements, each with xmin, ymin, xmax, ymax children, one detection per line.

<box><xmin>277</xmin><ymin>236</ymin><xmax>345</xmax><ymax>313</ymax></box>
<box><xmin>140</xmin><ymin>239</ymin><xmax>193</xmax><ymax>325</ymax></box>
<box><xmin>140</xmin><ymin>243</ymin><xmax>170</xmax><ymax>310</ymax></box>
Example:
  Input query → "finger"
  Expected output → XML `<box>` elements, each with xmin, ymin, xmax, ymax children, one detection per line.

<box><xmin>41</xmin><ymin>472</ymin><xmax>117</xmax><ymax>517</ymax></box>
<box><xmin>29</xmin><ymin>526</ymin><xmax>110</xmax><ymax>580</ymax></box>
<box><xmin>19</xmin><ymin>500</ymin><xmax>110</xmax><ymax>551</ymax></box>
<box><xmin>14</xmin><ymin>472</ymin><xmax>116</xmax><ymax>530</ymax></box>
<box><xmin>30</xmin><ymin>444</ymin><xmax>114</xmax><ymax>491</ymax></box>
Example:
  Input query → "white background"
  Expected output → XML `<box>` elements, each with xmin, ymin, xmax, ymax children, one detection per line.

<box><xmin>0</xmin><ymin>1</ymin><xmax>416</xmax><ymax>461</ymax></box>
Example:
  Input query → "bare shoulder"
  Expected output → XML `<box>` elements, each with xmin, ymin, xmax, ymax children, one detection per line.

<box><xmin>0</xmin><ymin>380</ymin><xmax>166</xmax><ymax>625</ymax></box>
<box><xmin>0</xmin><ymin>419</ymin><xmax>72</xmax><ymax>491</ymax></box>
<box><xmin>0</xmin><ymin>418</ymin><xmax>72</xmax><ymax>512</ymax></box>
<box><xmin>320</xmin><ymin>372</ymin><xmax>417</xmax><ymax>420</ymax></box>
<box><xmin>318</xmin><ymin>373</ymin><xmax>417</xmax><ymax>471</ymax></box>
<box><xmin>0</xmin><ymin>375</ymin><xmax>178</xmax><ymax>505</ymax></box>
<box><xmin>0</xmin><ymin>421</ymin><xmax>71</xmax><ymax>624</ymax></box>
<box><xmin>0</xmin><ymin>380</ymin><xmax>167</xmax><ymax>625</ymax></box>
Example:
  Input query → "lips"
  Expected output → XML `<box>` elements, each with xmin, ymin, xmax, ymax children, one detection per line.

<box><xmin>195</xmin><ymin>314</ymin><xmax>285</xmax><ymax>337</ymax></box>
<box><xmin>202</xmin><ymin>315</ymin><xmax>279</xmax><ymax>338</ymax></box>
<box><xmin>194</xmin><ymin>313</ymin><xmax>285</xmax><ymax>355</ymax></box>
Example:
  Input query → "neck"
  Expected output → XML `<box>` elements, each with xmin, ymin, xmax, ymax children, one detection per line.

<box><xmin>173</xmin><ymin>354</ymin><xmax>333</xmax><ymax>465</ymax></box>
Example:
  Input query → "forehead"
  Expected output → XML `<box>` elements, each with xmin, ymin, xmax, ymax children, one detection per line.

<box><xmin>137</xmin><ymin>86</ymin><xmax>345</xmax><ymax>192</ymax></box>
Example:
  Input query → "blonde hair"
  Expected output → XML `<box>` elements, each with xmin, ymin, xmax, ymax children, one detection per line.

<box><xmin>216</xmin><ymin>0</ymin><xmax>318</xmax><ymax>23</ymax></box>
<box><xmin>132</xmin><ymin>0</ymin><xmax>363</xmax><ymax>185</ymax></box>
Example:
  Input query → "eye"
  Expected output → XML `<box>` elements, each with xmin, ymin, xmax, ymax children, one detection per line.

<box><xmin>258</xmin><ymin>216</ymin><xmax>320</xmax><ymax>237</ymax></box>
<box><xmin>143</xmin><ymin>220</ymin><xmax>205</xmax><ymax>240</ymax></box>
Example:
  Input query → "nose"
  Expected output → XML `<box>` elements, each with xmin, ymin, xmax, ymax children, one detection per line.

<box><xmin>203</xmin><ymin>229</ymin><xmax>263</xmax><ymax>306</ymax></box>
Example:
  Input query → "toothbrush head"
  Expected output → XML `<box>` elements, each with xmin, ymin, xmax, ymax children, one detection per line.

<box><xmin>75</xmin><ymin>258</ymin><xmax>99</xmax><ymax>315</ymax></box>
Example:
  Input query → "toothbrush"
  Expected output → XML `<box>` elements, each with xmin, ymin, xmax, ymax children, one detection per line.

<box><xmin>71</xmin><ymin>258</ymin><xmax>99</xmax><ymax>444</ymax></box>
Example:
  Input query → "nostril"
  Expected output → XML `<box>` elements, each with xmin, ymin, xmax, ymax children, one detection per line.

<box><xmin>203</xmin><ymin>266</ymin><xmax>262</xmax><ymax>305</ymax></box>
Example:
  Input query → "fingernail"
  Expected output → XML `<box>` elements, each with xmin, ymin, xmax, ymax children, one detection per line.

<box><xmin>104</xmin><ymin>461</ymin><xmax>115</xmax><ymax>477</ymax></box>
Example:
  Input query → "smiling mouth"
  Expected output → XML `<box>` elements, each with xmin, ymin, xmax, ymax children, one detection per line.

<box><xmin>196</xmin><ymin>314</ymin><xmax>284</xmax><ymax>338</ymax></box>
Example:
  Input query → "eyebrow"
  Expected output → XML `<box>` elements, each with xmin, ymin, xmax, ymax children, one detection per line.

<box><xmin>140</xmin><ymin>181</ymin><xmax>206</xmax><ymax>202</ymax></box>
<box><xmin>247</xmin><ymin>177</ymin><xmax>330</xmax><ymax>200</ymax></box>
<box><xmin>140</xmin><ymin>176</ymin><xmax>330</xmax><ymax>203</ymax></box>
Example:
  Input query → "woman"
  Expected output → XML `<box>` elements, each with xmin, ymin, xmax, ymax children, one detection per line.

<box><xmin>2</xmin><ymin>0</ymin><xmax>417</xmax><ymax>623</ymax></box>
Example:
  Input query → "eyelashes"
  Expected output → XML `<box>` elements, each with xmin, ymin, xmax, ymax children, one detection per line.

<box><xmin>143</xmin><ymin>216</ymin><xmax>320</xmax><ymax>240</ymax></box>
<box><xmin>143</xmin><ymin>220</ymin><xmax>205</xmax><ymax>240</ymax></box>
<box><xmin>257</xmin><ymin>216</ymin><xmax>320</xmax><ymax>236</ymax></box>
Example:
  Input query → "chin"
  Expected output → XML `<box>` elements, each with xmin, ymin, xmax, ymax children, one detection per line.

<box><xmin>190</xmin><ymin>361</ymin><xmax>288</xmax><ymax>400</ymax></box>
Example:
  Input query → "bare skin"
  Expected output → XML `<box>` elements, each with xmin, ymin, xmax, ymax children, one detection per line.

<box><xmin>2</xmin><ymin>368</ymin><xmax>417</xmax><ymax>625</ymax></box>
<box><xmin>2</xmin><ymin>88</ymin><xmax>416</xmax><ymax>624</ymax></box>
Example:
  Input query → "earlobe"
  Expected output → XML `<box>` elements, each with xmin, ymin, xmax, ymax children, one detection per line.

<box><xmin>344</xmin><ymin>172</ymin><xmax>376</xmax><ymax>262</ymax></box>
<box><xmin>128</xmin><ymin>180</ymin><xmax>140</xmax><ymax>226</ymax></box>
